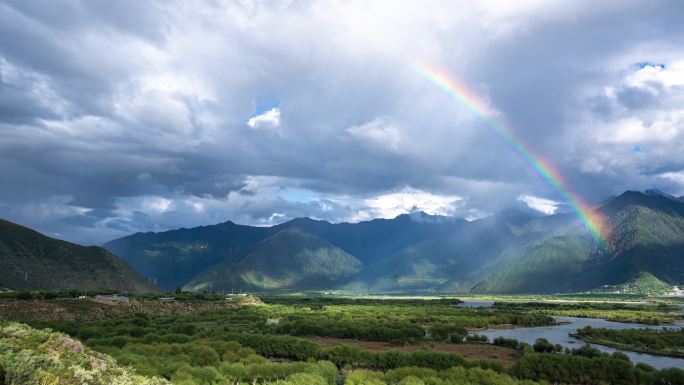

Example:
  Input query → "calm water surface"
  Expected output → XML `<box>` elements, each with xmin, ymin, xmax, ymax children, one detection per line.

<box><xmin>475</xmin><ymin>316</ymin><xmax>684</xmax><ymax>369</ymax></box>
<box><xmin>457</xmin><ymin>300</ymin><xmax>495</xmax><ymax>308</ymax></box>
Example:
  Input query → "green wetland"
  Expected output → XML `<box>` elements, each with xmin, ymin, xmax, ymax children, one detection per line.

<box><xmin>1</xmin><ymin>294</ymin><xmax>684</xmax><ymax>384</ymax></box>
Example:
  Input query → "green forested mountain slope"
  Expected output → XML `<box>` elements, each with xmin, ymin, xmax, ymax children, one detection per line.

<box><xmin>341</xmin><ymin>216</ymin><xmax>531</xmax><ymax>292</ymax></box>
<box><xmin>472</xmin><ymin>191</ymin><xmax>684</xmax><ymax>293</ymax></box>
<box><xmin>184</xmin><ymin>228</ymin><xmax>363</xmax><ymax>291</ymax></box>
<box><xmin>0</xmin><ymin>219</ymin><xmax>157</xmax><ymax>292</ymax></box>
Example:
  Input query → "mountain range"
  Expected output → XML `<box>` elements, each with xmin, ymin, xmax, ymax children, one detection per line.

<box><xmin>2</xmin><ymin>189</ymin><xmax>683</xmax><ymax>294</ymax></box>
<box><xmin>100</xmin><ymin>190</ymin><xmax>684</xmax><ymax>294</ymax></box>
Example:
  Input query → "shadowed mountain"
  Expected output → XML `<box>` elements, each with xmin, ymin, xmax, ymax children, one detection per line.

<box><xmin>184</xmin><ymin>228</ymin><xmax>362</xmax><ymax>291</ymax></box>
<box><xmin>341</xmin><ymin>214</ymin><xmax>535</xmax><ymax>292</ymax></box>
<box><xmin>272</xmin><ymin>213</ymin><xmax>468</xmax><ymax>264</ymax></box>
<box><xmin>104</xmin><ymin>190</ymin><xmax>684</xmax><ymax>294</ymax></box>
<box><xmin>104</xmin><ymin>221</ymin><xmax>275</xmax><ymax>290</ymax></box>
<box><xmin>104</xmin><ymin>212</ymin><xmax>465</xmax><ymax>290</ymax></box>
<box><xmin>0</xmin><ymin>219</ymin><xmax>158</xmax><ymax>292</ymax></box>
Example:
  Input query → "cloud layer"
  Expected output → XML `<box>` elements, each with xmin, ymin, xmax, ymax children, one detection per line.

<box><xmin>1</xmin><ymin>0</ymin><xmax>684</xmax><ymax>244</ymax></box>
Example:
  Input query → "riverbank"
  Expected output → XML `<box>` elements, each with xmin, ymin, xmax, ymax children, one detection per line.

<box><xmin>571</xmin><ymin>334</ymin><xmax>684</xmax><ymax>358</ymax></box>
<box><xmin>474</xmin><ymin>316</ymin><xmax>684</xmax><ymax>369</ymax></box>
<box><xmin>572</xmin><ymin>325</ymin><xmax>684</xmax><ymax>359</ymax></box>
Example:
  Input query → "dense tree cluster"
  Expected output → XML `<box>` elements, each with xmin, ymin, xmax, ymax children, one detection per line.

<box><xmin>276</xmin><ymin>316</ymin><xmax>426</xmax><ymax>342</ymax></box>
<box><xmin>492</xmin><ymin>337</ymin><xmax>525</xmax><ymax>350</ymax></box>
<box><xmin>492</xmin><ymin>302</ymin><xmax>679</xmax><ymax>324</ymax></box>
<box><xmin>266</xmin><ymin>302</ymin><xmax>554</xmax><ymax>343</ymax></box>
<box><xmin>261</xmin><ymin>296</ymin><xmax>464</xmax><ymax>307</ymax></box>
<box><xmin>513</xmin><ymin>352</ymin><xmax>684</xmax><ymax>385</ymax></box>
<box><xmin>344</xmin><ymin>366</ymin><xmax>539</xmax><ymax>385</ymax></box>
<box><xmin>575</xmin><ymin>326</ymin><xmax>684</xmax><ymax>357</ymax></box>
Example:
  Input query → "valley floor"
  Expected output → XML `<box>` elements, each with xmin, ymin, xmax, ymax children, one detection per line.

<box><xmin>1</xmin><ymin>293</ymin><xmax>683</xmax><ymax>385</ymax></box>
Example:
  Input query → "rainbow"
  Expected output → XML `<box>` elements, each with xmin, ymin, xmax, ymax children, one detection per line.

<box><xmin>411</xmin><ymin>63</ymin><xmax>609</xmax><ymax>246</ymax></box>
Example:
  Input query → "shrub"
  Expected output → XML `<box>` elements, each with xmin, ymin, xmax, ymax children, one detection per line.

<box><xmin>284</xmin><ymin>373</ymin><xmax>327</xmax><ymax>385</ymax></box>
<box><xmin>492</xmin><ymin>337</ymin><xmax>520</xmax><ymax>349</ymax></box>
<box><xmin>532</xmin><ymin>338</ymin><xmax>555</xmax><ymax>353</ymax></box>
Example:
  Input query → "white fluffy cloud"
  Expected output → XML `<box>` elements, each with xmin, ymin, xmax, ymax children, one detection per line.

<box><xmin>351</xmin><ymin>187</ymin><xmax>464</xmax><ymax>221</ymax></box>
<box><xmin>517</xmin><ymin>194</ymin><xmax>560</xmax><ymax>215</ymax></box>
<box><xmin>246</xmin><ymin>108</ymin><xmax>280</xmax><ymax>129</ymax></box>
<box><xmin>658</xmin><ymin>171</ymin><xmax>684</xmax><ymax>194</ymax></box>
<box><xmin>626</xmin><ymin>62</ymin><xmax>684</xmax><ymax>90</ymax></box>
<box><xmin>346</xmin><ymin>117</ymin><xmax>402</xmax><ymax>150</ymax></box>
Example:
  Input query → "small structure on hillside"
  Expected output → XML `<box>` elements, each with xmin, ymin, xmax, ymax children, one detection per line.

<box><xmin>94</xmin><ymin>295</ymin><xmax>129</xmax><ymax>303</ymax></box>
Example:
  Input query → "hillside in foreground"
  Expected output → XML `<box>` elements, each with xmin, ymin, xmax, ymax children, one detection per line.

<box><xmin>0</xmin><ymin>320</ymin><xmax>168</xmax><ymax>385</ymax></box>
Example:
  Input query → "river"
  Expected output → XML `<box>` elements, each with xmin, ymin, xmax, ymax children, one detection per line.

<box><xmin>457</xmin><ymin>300</ymin><xmax>495</xmax><ymax>308</ymax></box>
<box><xmin>458</xmin><ymin>300</ymin><xmax>684</xmax><ymax>369</ymax></box>
<box><xmin>477</xmin><ymin>315</ymin><xmax>683</xmax><ymax>369</ymax></box>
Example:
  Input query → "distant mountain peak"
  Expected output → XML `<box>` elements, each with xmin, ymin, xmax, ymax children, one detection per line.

<box><xmin>405</xmin><ymin>211</ymin><xmax>455</xmax><ymax>223</ymax></box>
<box><xmin>600</xmin><ymin>189</ymin><xmax>684</xmax><ymax>218</ymax></box>
<box><xmin>643</xmin><ymin>189</ymin><xmax>679</xmax><ymax>200</ymax></box>
<box><xmin>285</xmin><ymin>217</ymin><xmax>329</xmax><ymax>226</ymax></box>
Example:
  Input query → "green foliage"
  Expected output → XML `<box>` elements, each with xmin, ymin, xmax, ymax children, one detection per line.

<box><xmin>474</xmin><ymin>233</ymin><xmax>594</xmax><ymax>294</ymax></box>
<box><xmin>345</xmin><ymin>366</ymin><xmax>539</xmax><ymax>385</ymax></box>
<box><xmin>575</xmin><ymin>326</ymin><xmax>684</xmax><ymax>357</ymax></box>
<box><xmin>492</xmin><ymin>301</ymin><xmax>680</xmax><ymax>324</ymax></box>
<box><xmin>592</xmin><ymin>272</ymin><xmax>673</xmax><ymax>296</ymax></box>
<box><xmin>0</xmin><ymin>321</ymin><xmax>168</xmax><ymax>385</ymax></box>
<box><xmin>465</xmin><ymin>334</ymin><xmax>489</xmax><ymax>343</ymax></box>
<box><xmin>514</xmin><ymin>352</ymin><xmax>639</xmax><ymax>385</ymax></box>
<box><xmin>492</xmin><ymin>337</ymin><xmax>522</xmax><ymax>350</ymax></box>
<box><xmin>531</xmin><ymin>338</ymin><xmax>558</xmax><ymax>354</ymax></box>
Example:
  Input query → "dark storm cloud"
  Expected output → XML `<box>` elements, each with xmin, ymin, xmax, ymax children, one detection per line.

<box><xmin>1</xmin><ymin>0</ymin><xmax>684</xmax><ymax>244</ymax></box>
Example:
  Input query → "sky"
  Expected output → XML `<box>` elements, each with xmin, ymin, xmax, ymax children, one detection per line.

<box><xmin>1</xmin><ymin>0</ymin><xmax>684</xmax><ymax>245</ymax></box>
